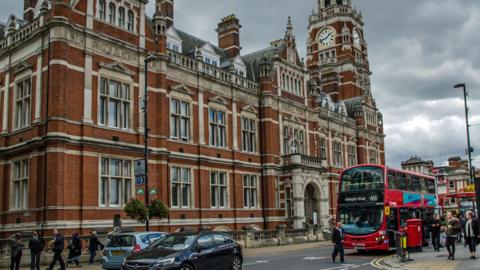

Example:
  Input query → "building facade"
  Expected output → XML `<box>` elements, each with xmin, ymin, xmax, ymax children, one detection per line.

<box><xmin>401</xmin><ymin>156</ymin><xmax>434</xmax><ymax>176</ymax></box>
<box><xmin>0</xmin><ymin>0</ymin><xmax>384</xmax><ymax>236</ymax></box>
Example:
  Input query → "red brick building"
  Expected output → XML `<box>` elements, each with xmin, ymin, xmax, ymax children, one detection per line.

<box><xmin>0</xmin><ymin>0</ymin><xmax>384</xmax><ymax>236</ymax></box>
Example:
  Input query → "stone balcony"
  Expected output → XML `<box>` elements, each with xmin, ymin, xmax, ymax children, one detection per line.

<box><xmin>282</xmin><ymin>154</ymin><xmax>328</xmax><ymax>170</ymax></box>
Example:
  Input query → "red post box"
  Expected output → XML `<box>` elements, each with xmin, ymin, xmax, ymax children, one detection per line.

<box><xmin>406</xmin><ymin>219</ymin><xmax>423</xmax><ymax>249</ymax></box>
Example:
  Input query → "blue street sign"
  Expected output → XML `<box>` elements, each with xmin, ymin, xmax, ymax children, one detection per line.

<box><xmin>135</xmin><ymin>176</ymin><xmax>145</xmax><ymax>186</ymax></box>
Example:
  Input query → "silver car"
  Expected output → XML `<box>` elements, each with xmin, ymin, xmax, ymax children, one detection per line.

<box><xmin>102</xmin><ymin>232</ymin><xmax>167</xmax><ymax>270</ymax></box>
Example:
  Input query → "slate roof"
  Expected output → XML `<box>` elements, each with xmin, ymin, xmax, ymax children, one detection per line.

<box><xmin>175</xmin><ymin>28</ymin><xmax>229</xmax><ymax>61</ymax></box>
<box><xmin>342</xmin><ymin>96</ymin><xmax>363</xmax><ymax>118</ymax></box>
<box><xmin>242</xmin><ymin>45</ymin><xmax>281</xmax><ymax>81</ymax></box>
<box><xmin>402</xmin><ymin>156</ymin><xmax>428</xmax><ymax>165</ymax></box>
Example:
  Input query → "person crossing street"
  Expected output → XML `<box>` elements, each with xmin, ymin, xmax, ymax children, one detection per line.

<box><xmin>331</xmin><ymin>222</ymin><xmax>345</xmax><ymax>263</ymax></box>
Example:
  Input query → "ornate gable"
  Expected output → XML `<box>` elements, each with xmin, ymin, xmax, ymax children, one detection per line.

<box><xmin>99</xmin><ymin>62</ymin><xmax>134</xmax><ymax>76</ymax></box>
<box><xmin>170</xmin><ymin>84</ymin><xmax>193</xmax><ymax>96</ymax></box>
<box><xmin>208</xmin><ymin>95</ymin><xmax>228</xmax><ymax>106</ymax></box>
<box><xmin>13</xmin><ymin>62</ymin><xmax>33</xmax><ymax>75</ymax></box>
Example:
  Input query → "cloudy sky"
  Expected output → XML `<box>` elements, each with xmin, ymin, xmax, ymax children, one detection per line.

<box><xmin>1</xmin><ymin>0</ymin><xmax>479</xmax><ymax>169</ymax></box>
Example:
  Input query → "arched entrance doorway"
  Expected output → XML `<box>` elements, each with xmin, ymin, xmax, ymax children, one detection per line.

<box><xmin>304</xmin><ymin>183</ymin><xmax>320</xmax><ymax>226</ymax></box>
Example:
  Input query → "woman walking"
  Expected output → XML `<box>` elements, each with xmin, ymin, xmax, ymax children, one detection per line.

<box><xmin>445</xmin><ymin>212</ymin><xmax>460</xmax><ymax>260</ymax></box>
<box><xmin>463</xmin><ymin>211</ymin><xmax>479</xmax><ymax>259</ymax></box>
<box><xmin>67</xmin><ymin>232</ymin><xmax>82</xmax><ymax>267</ymax></box>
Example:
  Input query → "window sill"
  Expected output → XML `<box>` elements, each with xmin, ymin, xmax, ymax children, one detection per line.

<box><xmin>96</xmin><ymin>124</ymin><xmax>137</xmax><ymax>134</ymax></box>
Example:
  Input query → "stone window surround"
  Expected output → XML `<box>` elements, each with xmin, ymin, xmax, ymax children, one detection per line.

<box><xmin>169</xmin><ymin>91</ymin><xmax>194</xmax><ymax>143</ymax></box>
<box><xmin>243</xmin><ymin>174</ymin><xmax>261</xmax><ymax>209</ymax></box>
<box><xmin>96</xmin><ymin>69</ymin><xmax>134</xmax><ymax>132</ymax></box>
<box><xmin>98</xmin><ymin>156</ymin><xmax>134</xmax><ymax>208</ymax></box>
<box><xmin>240</xmin><ymin>110</ymin><xmax>258</xmax><ymax>154</ymax></box>
<box><xmin>10</xmin><ymin>158</ymin><xmax>29</xmax><ymax>211</ymax></box>
<box><xmin>208</xmin><ymin>100</ymin><xmax>229</xmax><ymax>149</ymax></box>
<box><xmin>13</xmin><ymin>71</ymin><xmax>33</xmax><ymax>132</ymax></box>
<box><xmin>170</xmin><ymin>165</ymin><xmax>195</xmax><ymax>209</ymax></box>
<box><xmin>209</xmin><ymin>170</ymin><xmax>230</xmax><ymax>209</ymax></box>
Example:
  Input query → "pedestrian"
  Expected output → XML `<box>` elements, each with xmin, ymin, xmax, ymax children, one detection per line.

<box><xmin>9</xmin><ymin>233</ymin><xmax>23</xmax><ymax>270</ymax></box>
<box><xmin>463</xmin><ymin>210</ymin><xmax>479</xmax><ymax>260</ymax></box>
<box><xmin>28</xmin><ymin>231</ymin><xmax>44</xmax><ymax>270</ymax></box>
<box><xmin>47</xmin><ymin>229</ymin><xmax>66</xmax><ymax>270</ymax></box>
<box><xmin>67</xmin><ymin>232</ymin><xmax>82</xmax><ymax>267</ymax></box>
<box><xmin>429</xmin><ymin>214</ymin><xmax>441</xmax><ymax>252</ymax></box>
<box><xmin>88</xmin><ymin>230</ymin><xmax>104</xmax><ymax>264</ymax></box>
<box><xmin>445</xmin><ymin>212</ymin><xmax>460</xmax><ymax>260</ymax></box>
<box><xmin>331</xmin><ymin>222</ymin><xmax>345</xmax><ymax>263</ymax></box>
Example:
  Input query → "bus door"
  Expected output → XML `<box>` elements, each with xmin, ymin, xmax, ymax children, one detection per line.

<box><xmin>388</xmin><ymin>208</ymin><xmax>399</xmax><ymax>248</ymax></box>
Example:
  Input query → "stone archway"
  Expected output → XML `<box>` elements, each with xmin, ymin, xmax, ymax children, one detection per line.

<box><xmin>304</xmin><ymin>183</ymin><xmax>321</xmax><ymax>226</ymax></box>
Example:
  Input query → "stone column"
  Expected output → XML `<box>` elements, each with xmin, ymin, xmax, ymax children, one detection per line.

<box><xmin>232</xmin><ymin>101</ymin><xmax>238</xmax><ymax>150</ymax></box>
<box><xmin>198</xmin><ymin>91</ymin><xmax>205</xmax><ymax>145</ymax></box>
<box><xmin>34</xmin><ymin>53</ymin><xmax>43</xmax><ymax>122</ymax></box>
<box><xmin>292</xmin><ymin>169</ymin><xmax>306</xmax><ymax>229</ymax></box>
<box><xmin>2</xmin><ymin>72</ymin><xmax>10</xmax><ymax>133</ymax></box>
<box><xmin>82</xmin><ymin>51</ymin><xmax>93</xmax><ymax>123</ymax></box>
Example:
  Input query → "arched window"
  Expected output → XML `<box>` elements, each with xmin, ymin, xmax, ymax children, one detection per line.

<box><xmin>127</xmin><ymin>10</ymin><xmax>134</xmax><ymax>31</ymax></box>
<box><xmin>98</xmin><ymin>0</ymin><xmax>106</xmax><ymax>20</ymax></box>
<box><xmin>118</xmin><ymin>7</ymin><xmax>125</xmax><ymax>28</ymax></box>
<box><xmin>108</xmin><ymin>3</ymin><xmax>116</xmax><ymax>24</ymax></box>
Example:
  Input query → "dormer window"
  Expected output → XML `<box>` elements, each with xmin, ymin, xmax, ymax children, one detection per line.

<box><xmin>118</xmin><ymin>7</ymin><xmax>125</xmax><ymax>28</ymax></box>
<box><xmin>108</xmin><ymin>3</ymin><xmax>116</xmax><ymax>24</ymax></box>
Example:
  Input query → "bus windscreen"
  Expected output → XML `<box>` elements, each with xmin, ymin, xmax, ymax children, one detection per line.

<box><xmin>338</xmin><ymin>206</ymin><xmax>384</xmax><ymax>235</ymax></box>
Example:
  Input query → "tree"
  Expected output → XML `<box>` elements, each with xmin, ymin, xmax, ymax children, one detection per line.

<box><xmin>124</xmin><ymin>199</ymin><xmax>169</xmax><ymax>223</ymax></box>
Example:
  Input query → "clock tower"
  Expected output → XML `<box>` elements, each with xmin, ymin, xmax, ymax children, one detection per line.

<box><xmin>307</xmin><ymin>0</ymin><xmax>385</xmax><ymax>165</ymax></box>
<box><xmin>307</xmin><ymin>0</ymin><xmax>371</xmax><ymax>102</ymax></box>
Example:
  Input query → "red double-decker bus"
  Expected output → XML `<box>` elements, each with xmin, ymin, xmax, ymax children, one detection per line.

<box><xmin>337</xmin><ymin>164</ymin><xmax>437</xmax><ymax>251</ymax></box>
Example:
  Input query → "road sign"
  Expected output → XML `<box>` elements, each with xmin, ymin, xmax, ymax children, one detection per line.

<box><xmin>136</xmin><ymin>188</ymin><xmax>145</xmax><ymax>195</ymax></box>
<box><xmin>135</xmin><ymin>176</ymin><xmax>145</xmax><ymax>186</ymax></box>
<box><xmin>134</xmin><ymin>159</ymin><xmax>146</xmax><ymax>176</ymax></box>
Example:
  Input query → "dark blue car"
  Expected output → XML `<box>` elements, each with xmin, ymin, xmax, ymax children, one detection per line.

<box><xmin>121</xmin><ymin>232</ymin><xmax>242</xmax><ymax>270</ymax></box>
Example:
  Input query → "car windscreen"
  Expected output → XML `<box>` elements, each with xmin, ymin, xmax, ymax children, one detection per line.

<box><xmin>149</xmin><ymin>234</ymin><xmax>196</xmax><ymax>251</ymax></box>
<box><xmin>140</xmin><ymin>233</ymin><xmax>165</xmax><ymax>245</ymax></box>
<box><xmin>338</xmin><ymin>206</ymin><xmax>384</xmax><ymax>235</ymax></box>
<box><xmin>107</xmin><ymin>235</ymin><xmax>136</xmax><ymax>247</ymax></box>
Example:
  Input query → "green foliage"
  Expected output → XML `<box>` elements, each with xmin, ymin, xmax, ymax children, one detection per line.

<box><xmin>124</xmin><ymin>199</ymin><xmax>169</xmax><ymax>223</ymax></box>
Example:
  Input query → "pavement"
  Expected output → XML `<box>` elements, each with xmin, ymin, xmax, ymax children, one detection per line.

<box><xmin>14</xmin><ymin>242</ymin><xmax>384</xmax><ymax>270</ymax></box>
<box><xmin>377</xmin><ymin>244</ymin><xmax>479</xmax><ymax>270</ymax></box>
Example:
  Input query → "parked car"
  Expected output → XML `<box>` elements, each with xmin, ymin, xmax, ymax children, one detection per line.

<box><xmin>102</xmin><ymin>232</ymin><xmax>167</xmax><ymax>269</ymax></box>
<box><xmin>122</xmin><ymin>231</ymin><xmax>243</xmax><ymax>270</ymax></box>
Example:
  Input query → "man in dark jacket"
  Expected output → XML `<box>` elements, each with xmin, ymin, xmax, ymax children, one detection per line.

<box><xmin>9</xmin><ymin>233</ymin><xmax>23</xmax><ymax>270</ymax></box>
<box><xmin>48</xmin><ymin>229</ymin><xmax>65</xmax><ymax>270</ymax></box>
<box><xmin>429</xmin><ymin>214</ymin><xmax>441</xmax><ymax>252</ymax></box>
<box><xmin>28</xmin><ymin>231</ymin><xmax>44</xmax><ymax>270</ymax></box>
<box><xmin>88</xmin><ymin>231</ymin><xmax>104</xmax><ymax>264</ymax></box>
<box><xmin>331</xmin><ymin>222</ymin><xmax>345</xmax><ymax>263</ymax></box>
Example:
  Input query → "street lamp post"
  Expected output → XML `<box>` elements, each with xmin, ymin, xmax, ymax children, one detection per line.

<box><xmin>144</xmin><ymin>55</ymin><xmax>156</xmax><ymax>231</ymax></box>
<box><xmin>454</xmin><ymin>83</ymin><xmax>479</xmax><ymax>215</ymax></box>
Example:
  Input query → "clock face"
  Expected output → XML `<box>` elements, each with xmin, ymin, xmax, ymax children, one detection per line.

<box><xmin>353</xmin><ymin>30</ymin><xmax>361</xmax><ymax>47</ymax></box>
<box><xmin>318</xmin><ymin>29</ymin><xmax>335</xmax><ymax>47</ymax></box>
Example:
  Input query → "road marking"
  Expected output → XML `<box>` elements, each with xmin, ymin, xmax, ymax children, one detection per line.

<box><xmin>255</xmin><ymin>261</ymin><xmax>269</xmax><ymax>264</ymax></box>
<box><xmin>319</xmin><ymin>265</ymin><xmax>356</xmax><ymax>270</ymax></box>
<box><xmin>303</xmin><ymin>256</ymin><xmax>327</xmax><ymax>260</ymax></box>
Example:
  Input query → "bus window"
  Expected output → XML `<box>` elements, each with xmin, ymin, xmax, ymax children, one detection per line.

<box><xmin>340</xmin><ymin>166</ymin><xmax>384</xmax><ymax>192</ymax></box>
<box><xmin>397</xmin><ymin>173</ymin><xmax>406</xmax><ymax>190</ymax></box>
<box><xmin>406</xmin><ymin>175</ymin><xmax>413</xmax><ymax>191</ymax></box>
<box><xmin>427</xmin><ymin>179</ymin><xmax>435</xmax><ymax>194</ymax></box>
<box><xmin>419</xmin><ymin>178</ymin><xmax>427</xmax><ymax>193</ymax></box>
<box><xmin>412</xmin><ymin>176</ymin><xmax>421</xmax><ymax>192</ymax></box>
<box><xmin>388</xmin><ymin>171</ymin><xmax>397</xmax><ymax>190</ymax></box>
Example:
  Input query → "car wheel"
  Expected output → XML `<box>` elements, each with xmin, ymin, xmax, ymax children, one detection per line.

<box><xmin>180</xmin><ymin>264</ymin><xmax>194</xmax><ymax>270</ymax></box>
<box><xmin>231</xmin><ymin>256</ymin><xmax>242</xmax><ymax>270</ymax></box>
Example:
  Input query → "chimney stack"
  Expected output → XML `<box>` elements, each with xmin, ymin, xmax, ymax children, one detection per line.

<box><xmin>216</xmin><ymin>14</ymin><xmax>241</xmax><ymax>58</ymax></box>
<box><xmin>23</xmin><ymin>0</ymin><xmax>39</xmax><ymax>21</ymax></box>
<box><xmin>156</xmin><ymin>0</ymin><xmax>174</xmax><ymax>29</ymax></box>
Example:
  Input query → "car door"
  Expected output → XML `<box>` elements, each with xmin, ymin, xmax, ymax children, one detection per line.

<box><xmin>191</xmin><ymin>234</ymin><xmax>217</xmax><ymax>270</ymax></box>
<box><xmin>212</xmin><ymin>234</ymin><xmax>232</xmax><ymax>269</ymax></box>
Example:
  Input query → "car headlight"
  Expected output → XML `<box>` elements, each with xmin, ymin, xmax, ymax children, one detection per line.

<box><xmin>153</xmin><ymin>258</ymin><xmax>175</xmax><ymax>267</ymax></box>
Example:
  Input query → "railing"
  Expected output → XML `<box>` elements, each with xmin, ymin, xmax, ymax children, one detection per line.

<box><xmin>253</xmin><ymin>230</ymin><xmax>279</xmax><ymax>241</ymax></box>
<box><xmin>285</xmin><ymin>229</ymin><xmax>308</xmax><ymax>238</ymax></box>
<box><xmin>167</xmin><ymin>50</ymin><xmax>260</xmax><ymax>93</ymax></box>
<box><xmin>283</xmin><ymin>154</ymin><xmax>327</xmax><ymax>168</ymax></box>
<box><xmin>0</xmin><ymin>17</ymin><xmax>42</xmax><ymax>50</ymax></box>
